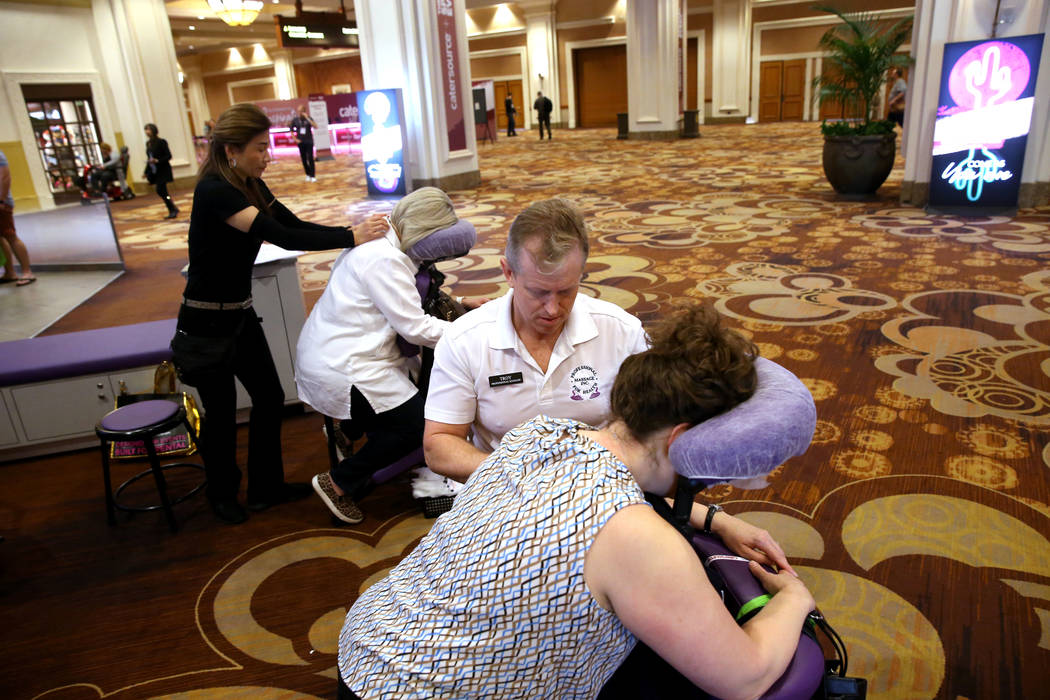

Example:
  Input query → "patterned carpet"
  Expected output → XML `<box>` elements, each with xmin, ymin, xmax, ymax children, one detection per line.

<box><xmin>7</xmin><ymin>123</ymin><xmax>1050</xmax><ymax>699</ymax></box>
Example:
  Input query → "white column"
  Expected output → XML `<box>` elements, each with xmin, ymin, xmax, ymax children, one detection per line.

<box><xmin>91</xmin><ymin>0</ymin><xmax>195</xmax><ymax>184</ymax></box>
<box><xmin>711</xmin><ymin>0</ymin><xmax>750</xmax><ymax>122</ymax></box>
<box><xmin>356</xmin><ymin>0</ymin><xmax>480</xmax><ymax>190</ymax></box>
<box><xmin>520</xmin><ymin>2</ymin><xmax>561</xmax><ymax>127</ymax></box>
<box><xmin>180</xmin><ymin>56</ymin><xmax>211</xmax><ymax>137</ymax></box>
<box><xmin>626</xmin><ymin>0</ymin><xmax>683</xmax><ymax>139</ymax></box>
<box><xmin>901</xmin><ymin>0</ymin><xmax>1050</xmax><ymax>207</ymax></box>
<box><xmin>272</xmin><ymin>49</ymin><xmax>298</xmax><ymax>101</ymax></box>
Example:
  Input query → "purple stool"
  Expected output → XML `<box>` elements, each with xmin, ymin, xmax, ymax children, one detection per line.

<box><xmin>96</xmin><ymin>399</ymin><xmax>205</xmax><ymax>533</ymax></box>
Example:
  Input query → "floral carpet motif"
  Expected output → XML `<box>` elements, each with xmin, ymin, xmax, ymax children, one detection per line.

<box><xmin>14</xmin><ymin>123</ymin><xmax>1050</xmax><ymax>700</ymax></box>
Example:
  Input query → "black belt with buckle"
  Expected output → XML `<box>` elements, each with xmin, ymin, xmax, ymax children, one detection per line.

<box><xmin>182</xmin><ymin>296</ymin><xmax>253</xmax><ymax>311</ymax></box>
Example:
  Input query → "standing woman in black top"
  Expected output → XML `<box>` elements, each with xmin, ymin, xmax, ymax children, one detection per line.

<box><xmin>172</xmin><ymin>103</ymin><xmax>384</xmax><ymax>524</ymax></box>
<box><xmin>143</xmin><ymin>123</ymin><xmax>178</xmax><ymax>219</ymax></box>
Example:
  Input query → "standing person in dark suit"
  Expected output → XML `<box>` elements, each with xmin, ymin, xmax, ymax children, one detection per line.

<box><xmin>505</xmin><ymin>95</ymin><xmax>517</xmax><ymax>136</ymax></box>
<box><xmin>143</xmin><ymin>123</ymin><xmax>177</xmax><ymax>219</ymax></box>
<box><xmin>534</xmin><ymin>91</ymin><xmax>553</xmax><ymax>140</ymax></box>
<box><xmin>170</xmin><ymin>102</ymin><xmax>386</xmax><ymax>525</ymax></box>
<box><xmin>289</xmin><ymin>104</ymin><xmax>318</xmax><ymax>182</ymax></box>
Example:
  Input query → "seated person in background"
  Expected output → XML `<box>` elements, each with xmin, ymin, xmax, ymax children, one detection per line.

<box><xmin>422</xmin><ymin>197</ymin><xmax>649</xmax><ymax>482</ymax></box>
<box><xmin>296</xmin><ymin>187</ymin><xmax>485</xmax><ymax>525</ymax></box>
<box><xmin>336</xmin><ymin>303</ymin><xmax>815</xmax><ymax>700</ymax></box>
<box><xmin>90</xmin><ymin>143</ymin><xmax>125</xmax><ymax>193</ymax></box>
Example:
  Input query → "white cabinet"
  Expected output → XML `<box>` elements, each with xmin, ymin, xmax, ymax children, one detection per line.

<box><xmin>0</xmin><ymin>254</ymin><xmax>307</xmax><ymax>461</ymax></box>
<box><xmin>0</xmin><ymin>394</ymin><xmax>18</xmax><ymax>447</ymax></box>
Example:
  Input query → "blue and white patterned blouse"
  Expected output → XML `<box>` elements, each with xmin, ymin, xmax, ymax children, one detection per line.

<box><xmin>338</xmin><ymin>415</ymin><xmax>649</xmax><ymax>699</ymax></box>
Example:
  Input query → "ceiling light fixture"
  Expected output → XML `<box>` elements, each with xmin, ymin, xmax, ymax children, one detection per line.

<box><xmin>208</xmin><ymin>0</ymin><xmax>264</xmax><ymax>27</ymax></box>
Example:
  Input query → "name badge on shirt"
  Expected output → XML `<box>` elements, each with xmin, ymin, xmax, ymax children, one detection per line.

<box><xmin>488</xmin><ymin>372</ymin><xmax>523</xmax><ymax>387</ymax></box>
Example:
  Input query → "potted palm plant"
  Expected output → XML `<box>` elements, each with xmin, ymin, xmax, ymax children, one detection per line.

<box><xmin>813</xmin><ymin>5</ymin><xmax>913</xmax><ymax>198</ymax></box>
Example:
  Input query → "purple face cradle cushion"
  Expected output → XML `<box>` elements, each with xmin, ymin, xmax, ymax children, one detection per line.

<box><xmin>407</xmin><ymin>218</ymin><xmax>477</xmax><ymax>265</ymax></box>
<box><xmin>394</xmin><ymin>218</ymin><xmax>478</xmax><ymax>359</ymax></box>
<box><xmin>668</xmin><ymin>357</ymin><xmax>817</xmax><ymax>484</ymax></box>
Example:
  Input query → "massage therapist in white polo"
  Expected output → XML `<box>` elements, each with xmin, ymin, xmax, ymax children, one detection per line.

<box><xmin>423</xmin><ymin>198</ymin><xmax>648</xmax><ymax>481</ymax></box>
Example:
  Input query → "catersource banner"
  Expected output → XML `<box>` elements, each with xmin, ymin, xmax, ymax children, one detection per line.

<box><xmin>928</xmin><ymin>34</ymin><xmax>1044</xmax><ymax>212</ymax></box>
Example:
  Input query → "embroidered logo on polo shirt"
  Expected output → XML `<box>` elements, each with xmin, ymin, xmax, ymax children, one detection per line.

<box><xmin>569</xmin><ymin>365</ymin><xmax>600</xmax><ymax>401</ymax></box>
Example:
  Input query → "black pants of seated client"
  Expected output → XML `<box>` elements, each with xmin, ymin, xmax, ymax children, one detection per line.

<box><xmin>333</xmin><ymin>386</ymin><xmax>425</xmax><ymax>499</ymax></box>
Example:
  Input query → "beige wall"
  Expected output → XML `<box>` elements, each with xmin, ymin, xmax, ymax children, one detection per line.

<box><xmin>469</xmin><ymin>34</ymin><xmax>527</xmax><ymax>52</ymax></box>
<box><xmin>753</xmin><ymin>0</ymin><xmax>913</xmax><ymax>23</ymax></box>
<box><xmin>470</xmin><ymin>54</ymin><xmax>523</xmax><ymax>79</ymax></box>
<box><xmin>557</xmin><ymin>0</ymin><xmax>624</xmax><ymax>23</ymax></box>
<box><xmin>204</xmin><ymin>67</ymin><xmax>274</xmax><ymax>116</ymax></box>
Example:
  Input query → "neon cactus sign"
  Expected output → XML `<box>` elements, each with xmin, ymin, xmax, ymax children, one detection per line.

<box><xmin>928</xmin><ymin>34</ymin><xmax>1043</xmax><ymax>212</ymax></box>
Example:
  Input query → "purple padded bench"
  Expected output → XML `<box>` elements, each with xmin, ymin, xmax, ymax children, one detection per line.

<box><xmin>0</xmin><ymin>319</ymin><xmax>177</xmax><ymax>387</ymax></box>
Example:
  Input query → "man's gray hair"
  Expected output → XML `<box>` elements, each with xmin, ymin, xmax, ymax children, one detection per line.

<box><xmin>505</xmin><ymin>198</ymin><xmax>589</xmax><ymax>274</ymax></box>
<box><xmin>391</xmin><ymin>186</ymin><xmax>458</xmax><ymax>253</ymax></box>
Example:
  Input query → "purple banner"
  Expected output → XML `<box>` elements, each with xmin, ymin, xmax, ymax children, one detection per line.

<box><xmin>435</xmin><ymin>0</ymin><xmax>466</xmax><ymax>151</ymax></box>
<box><xmin>325</xmin><ymin>93</ymin><xmax>359</xmax><ymax>124</ymax></box>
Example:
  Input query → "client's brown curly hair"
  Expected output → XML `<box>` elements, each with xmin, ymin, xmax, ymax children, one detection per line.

<box><xmin>610</xmin><ymin>303</ymin><xmax>759</xmax><ymax>440</ymax></box>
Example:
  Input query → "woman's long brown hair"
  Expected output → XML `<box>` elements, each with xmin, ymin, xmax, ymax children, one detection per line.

<box><xmin>198</xmin><ymin>103</ymin><xmax>271</xmax><ymax>213</ymax></box>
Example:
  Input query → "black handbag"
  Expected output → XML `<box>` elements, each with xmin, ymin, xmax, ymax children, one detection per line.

<box><xmin>169</xmin><ymin>315</ymin><xmax>244</xmax><ymax>386</ymax></box>
<box><xmin>110</xmin><ymin>361</ymin><xmax>201</xmax><ymax>459</ymax></box>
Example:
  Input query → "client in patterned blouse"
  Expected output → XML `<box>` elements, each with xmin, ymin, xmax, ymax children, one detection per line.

<box><xmin>335</xmin><ymin>303</ymin><xmax>816</xmax><ymax>700</ymax></box>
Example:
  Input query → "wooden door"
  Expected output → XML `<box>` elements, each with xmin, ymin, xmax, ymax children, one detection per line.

<box><xmin>781</xmin><ymin>59</ymin><xmax>806</xmax><ymax>120</ymax></box>
<box><xmin>574</xmin><ymin>45</ymin><xmax>627</xmax><ymax>128</ymax></box>
<box><xmin>494</xmin><ymin>82</ymin><xmax>509</xmax><ymax>129</ymax></box>
<box><xmin>492</xmin><ymin>80</ymin><xmax>524</xmax><ymax>130</ymax></box>
<box><xmin>818</xmin><ymin>64</ymin><xmax>844</xmax><ymax>121</ymax></box>
<box><xmin>759</xmin><ymin>62</ymin><xmax>783</xmax><ymax>122</ymax></box>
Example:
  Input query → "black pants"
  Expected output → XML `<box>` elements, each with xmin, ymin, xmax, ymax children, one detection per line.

<box><xmin>178</xmin><ymin>307</ymin><xmax>286</xmax><ymax>503</ymax></box>
<box><xmin>155</xmin><ymin>181</ymin><xmax>176</xmax><ymax>213</ymax></box>
<box><xmin>298</xmin><ymin>141</ymin><xmax>315</xmax><ymax>177</ymax></box>
<box><xmin>889</xmin><ymin>110</ymin><xmax>904</xmax><ymax>127</ymax></box>
<box><xmin>507</xmin><ymin>114</ymin><xmax>516</xmax><ymax>136</ymax></box>
<box><xmin>331</xmin><ymin>387</ymin><xmax>424</xmax><ymax>498</ymax></box>
<box><xmin>538</xmin><ymin>116</ymin><xmax>551</xmax><ymax>139</ymax></box>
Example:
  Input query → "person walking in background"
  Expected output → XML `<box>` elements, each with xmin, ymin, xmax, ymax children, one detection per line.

<box><xmin>887</xmin><ymin>68</ymin><xmax>906</xmax><ymax>128</ymax></box>
<box><xmin>0</xmin><ymin>149</ymin><xmax>35</xmax><ymax>286</ymax></box>
<box><xmin>290</xmin><ymin>105</ymin><xmax>318</xmax><ymax>182</ymax></box>
<box><xmin>504</xmin><ymin>95</ymin><xmax>517</xmax><ymax>136</ymax></box>
<box><xmin>534</xmin><ymin>91</ymin><xmax>553</xmax><ymax>140</ymax></box>
<box><xmin>143</xmin><ymin>123</ymin><xmax>178</xmax><ymax>219</ymax></box>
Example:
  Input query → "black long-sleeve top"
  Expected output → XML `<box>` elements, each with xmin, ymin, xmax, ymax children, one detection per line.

<box><xmin>183</xmin><ymin>173</ymin><xmax>356</xmax><ymax>303</ymax></box>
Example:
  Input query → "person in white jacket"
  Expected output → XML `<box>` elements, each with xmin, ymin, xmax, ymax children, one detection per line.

<box><xmin>296</xmin><ymin>187</ymin><xmax>483</xmax><ymax>524</ymax></box>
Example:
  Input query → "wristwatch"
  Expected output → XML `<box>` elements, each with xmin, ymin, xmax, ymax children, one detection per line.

<box><xmin>702</xmin><ymin>504</ymin><xmax>723</xmax><ymax>534</ymax></box>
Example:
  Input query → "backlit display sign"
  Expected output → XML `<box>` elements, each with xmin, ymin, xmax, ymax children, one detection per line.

<box><xmin>275</xmin><ymin>16</ymin><xmax>359</xmax><ymax>49</ymax></box>
<box><xmin>357</xmin><ymin>88</ymin><xmax>410</xmax><ymax>197</ymax></box>
<box><xmin>928</xmin><ymin>34</ymin><xmax>1044</xmax><ymax>213</ymax></box>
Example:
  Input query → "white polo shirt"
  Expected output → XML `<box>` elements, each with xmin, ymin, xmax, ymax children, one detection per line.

<box><xmin>425</xmin><ymin>291</ymin><xmax>648</xmax><ymax>452</ymax></box>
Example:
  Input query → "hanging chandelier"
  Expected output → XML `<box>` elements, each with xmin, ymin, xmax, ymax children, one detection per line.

<box><xmin>208</xmin><ymin>0</ymin><xmax>264</xmax><ymax>27</ymax></box>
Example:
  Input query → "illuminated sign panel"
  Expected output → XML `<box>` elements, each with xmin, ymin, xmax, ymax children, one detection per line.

<box><xmin>357</xmin><ymin>88</ymin><xmax>410</xmax><ymax>197</ymax></box>
<box><xmin>928</xmin><ymin>34</ymin><xmax>1043</xmax><ymax>213</ymax></box>
<box><xmin>275</xmin><ymin>16</ymin><xmax>359</xmax><ymax>48</ymax></box>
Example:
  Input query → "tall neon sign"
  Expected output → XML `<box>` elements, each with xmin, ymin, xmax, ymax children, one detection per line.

<box><xmin>356</xmin><ymin>88</ymin><xmax>411</xmax><ymax>197</ymax></box>
<box><xmin>928</xmin><ymin>34</ymin><xmax>1043</xmax><ymax>213</ymax></box>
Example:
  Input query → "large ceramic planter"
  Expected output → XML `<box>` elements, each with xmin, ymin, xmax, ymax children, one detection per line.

<box><xmin>822</xmin><ymin>132</ymin><xmax>897</xmax><ymax>198</ymax></box>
